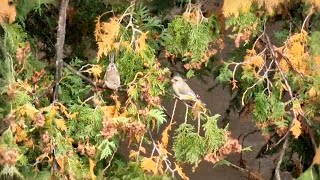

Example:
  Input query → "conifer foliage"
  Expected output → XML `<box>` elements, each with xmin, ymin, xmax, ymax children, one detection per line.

<box><xmin>1</xmin><ymin>0</ymin><xmax>320</xmax><ymax>179</ymax></box>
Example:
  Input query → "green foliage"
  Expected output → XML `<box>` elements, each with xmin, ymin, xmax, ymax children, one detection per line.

<box><xmin>108</xmin><ymin>161</ymin><xmax>173</xmax><ymax>180</ymax></box>
<box><xmin>147</xmin><ymin>108</ymin><xmax>167</xmax><ymax>130</ymax></box>
<box><xmin>67</xmin><ymin>104</ymin><xmax>103</xmax><ymax>141</ymax></box>
<box><xmin>98</xmin><ymin>139</ymin><xmax>117</xmax><ymax>160</ymax></box>
<box><xmin>203</xmin><ymin>114</ymin><xmax>228</xmax><ymax>153</ymax></box>
<box><xmin>310</xmin><ymin>31</ymin><xmax>320</xmax><ymax>56</ymax></box>
<box><xmin>253</xmin><ymin>92</ymin><xmax>270</xmax><ymax>122</ymax></box>
<box><xmin>173</xmin><ymin>123</ymin><xmax>205</xmax><ymax>164</ymax></box>
<box><xmin>217</xmin><ymin>63</ymin><xmax>233</xmax><ymax>83</ymax></box>
<box><xmin>161</xmin><ymin>14</ymin><xmax>218</xmax><ymax>64</ymax></box>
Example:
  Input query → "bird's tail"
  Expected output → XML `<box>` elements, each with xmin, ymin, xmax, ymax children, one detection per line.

<box><xmin>109</xmin><ymin>53</ymin><xmax>115</xmax><ymax>63</ymax></box>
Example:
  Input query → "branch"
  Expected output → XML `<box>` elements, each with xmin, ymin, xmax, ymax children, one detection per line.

<box><xmin>63</xmin><ymin>62</ymin><xmax>102</xmax><ymax>87</ymax></box>
<box><xmin>53</xmin><ymin>0</ymin><xmax>69</xmax><ymax>102</ymax></box>
<box><xmin>264</xmin><ymin>33</ymin><xmax>297</xmax><ymax>180</ymax></box>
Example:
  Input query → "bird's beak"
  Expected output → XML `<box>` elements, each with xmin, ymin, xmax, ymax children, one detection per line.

<box><xmin>171</xmin><ymin>79</ymin><xmax>175</xmax><ymax>83</ymax></box>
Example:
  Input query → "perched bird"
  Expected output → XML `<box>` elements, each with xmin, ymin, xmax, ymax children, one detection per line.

<box><xmin>104</xmin><ymin>54</ymin><xmax>121</xmax><ymax>90</ymax></box>
<box><xmin>171</xmin><ymin>74</ymin><xmax>200</xmax><ymax>102</ymax></box>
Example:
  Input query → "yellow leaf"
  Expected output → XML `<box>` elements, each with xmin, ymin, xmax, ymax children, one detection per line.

<box><xmin>91</xmin><ymin>65</ymin><xmax>102</xmax><ymax>78</ymax></box>
<box><xmin>161</xmin><ymin>122</ymin><xmax>173</xmax><ymax>148</ymax></box>
<box><xmin>129</xmin><ymin>150</ymin><xmax>139</xmax><ymax>159</ymax></box>
<box><xmin>175</xmin><ymin>163</ymin><xmax>189</xmax><ymax>180</ymax></box>
<box><xmin>15</xmin><ymin>125</ymin><xmax>27</xmax><ymax>142</ymax></box>
<box><xmin>24</xmin><ymin>138</ymin><xmax>34</xmax><ymax>148</ymax></box>
<box><xmin>139</xmin><ymin>146</ymin><xmax>146</xmax><ymax>154</ymax></box>
<box><xmin>222</xmin><ymin>0</ymin><xmax>253</xmax><ymax>17</ymax></box>
<box><xmin>308</xmin><ymin>86</ymin><xmax>318</xmax><ymax>98</ymax></box>
<box><xmin>55</xmin><ymin>119</ymin><xmax>67</xmax><ymax>131</ymax></box>
<box><xmin>100</xmin><ymin>105</ymin><xmax>117</xmax><ymax>117</ymax></box>
<box><xmin>290</xmin><ymin>119</ymin><xmax>302</xmax><ymax>139</ymax></box>
<box><xmin>0</xmin><ymin>0</ymin><xmax>16</xmax><ymax>24</ymax></box>
<box><xmin>89</xmin><ymin>158</ymin><xmax>96</xmax><ymax>180</ymax></box>
<box><xmin>312</xmin><ymin>146</ymin><xmax>320</xmax><ymax>165</ymax></box>
<box><xmin>20</xmin><ymin>103</ymin><xmax>38</xmax><ymax>120</ymax></box>
<box><xmin>157</xmin><ymin>142</ymin><xmax>170</xmax><ymax>156</ymax></box>
<box><xmin>141</xmin><ymin>157</ymin><xmax>159</xmax><ymax>175</ymax></box>
<box><xmin>292</xmin><ymin>100</ymin><xmax>304</xmax><ymax>116</ymax></box>
<box><xmin>56</xmin><ymin>156</ymin><xmax>65</xmax><ymax>173</ymax></box>
<box><xmin>135</xmin><ymin>31</ymin><xmax>149</xmax><ymax>55</ymax></box>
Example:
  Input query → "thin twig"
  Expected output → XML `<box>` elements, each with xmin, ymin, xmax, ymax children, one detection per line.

<box><xmin>264</xmin><ymin>33</ymin><xmax>297</xmax><ymax>180</ymax></box>
<box><xmin>53</xmin><ymin>0</ymin><xmax>69</xmax><ymax>102</ymax></box>
<box><xmin>63</xmin><ymin>62</ymin><xmax>101</xmax><ymax>87</ymax></box>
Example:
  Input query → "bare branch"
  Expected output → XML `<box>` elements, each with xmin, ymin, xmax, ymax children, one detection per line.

<box><xmin>53</xmin><ymin>0</ymin><xmax>69</xmax><ymax>102</ymax></box>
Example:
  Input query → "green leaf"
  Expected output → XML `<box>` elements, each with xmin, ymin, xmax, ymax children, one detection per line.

<box><xmin>298</xmin><ymin>166</ymin><xmax>319</xmax><ymax>180</ymax></box>
<box><xmin>147</xmin><ymin>108</ymin><xmax>167</xmax><ymax>130</ymax></box>
<box><xmin>98</xmin><ymin>139</ymin><xmax>117</xmax><ymax>160</ymax></box>
<box><xmin>186</xmin><ymin>70</ymin><xmax>195</xmax><ymax>78</ymax></box>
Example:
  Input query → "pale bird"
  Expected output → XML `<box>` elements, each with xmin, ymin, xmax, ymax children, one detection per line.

<box><xmin>104</xmin><ymin>54</ymin><xmax>120</xmax><ymax>91</ymax></box>
<box><xmin>171</xmin><ymin>74</ymin><xmax>200</xmax><ymax>102</ymax></box>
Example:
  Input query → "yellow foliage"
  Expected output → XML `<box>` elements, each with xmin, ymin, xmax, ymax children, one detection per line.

<box><xmin>279</xmin><ymin>30</ymin><xmax>309</xmax><ymax>75</ymax></box>
<box><xmin>290</xmin><ymin>119</ymin><xmax>302</xmax><ymax>139</ymax></box>
<box><xmin>19</xmin><ymin>103</ymin><xmax>38</xmax><ymax>120</ymax></box>
<box><xmin>135</xmin><ymin>31</ymin><xmax>149</xmax><ymax>56</ymax></box>
<box><xmin>223</xmin><ymin>0</ymin><xmax>290</xmax><ymax>17</ymax></box>
<box><xmin>255</xmin><ymin>0</ymin><xmax>287</xmax><ymax>14</ymax></box>
<box><xmin>15</xmin><ymin>125</ymin><xmax>27</xmax><ymax>142</ymax></box>
<box><xmin>175</xmin><ymin>163</ymin><xmax>189</xmax><ymax>180</ymax></box>
<box><xmin>312</xmin><ymin>146</ymin><xmax>320</xmax><ymax>165</ymax></box>
<box><xmin>141</xmin><ymin>156</ymin><xmax>163</xmax><ymax>175</ymax></box>
<box><xmin>100</xmin><ymin>105</ymin><xmax>118</xmax><ymax>117</ymax></box>
<box><xmin>56</xmin><ymin>156</ymin><xmax>65</xmax><ymax>173</ymax></box>
<box><xmin>242</xmin><ymin>50</ymin><xmax>264</xmax><ymax>76</ymax></box>
<box><xmin>129</xmin><ymin>150</ymin><xmax>139</xmax><ymax>159</ymax></box>
<box><xmin>55</xmin><ymin>119</ymin><xmax>67</xmax><ymax>131</ymax></box>
<box><xmin>161</xmin><ymin>123</ymin><xmax>173</xmax><ymax>148</ymax></box>
<box><xmin>0</xmin><ymin>0</ymin><xmax>16</xmax><ymax>24</ymax></box>
<box><xmin>223</xmin><ymin>0</ymin><xmax>253</xmax><ymax>17</ymax></box>
<box><xmin>84</xmin><ymin>65</ymin><xmax>103</xmax><ymax>82</ymax></box>
<box><xmin>95</xmin><ymin>17</ymin><xmax>120</xmax><ymax>61</ymax></box>
<box><xmin>304</xmin><ymin>0</ymin><xmax>320</xmax><ymax>10</ymax></box>
<box><xmin>89</xmin><ymin>158</ymin><xmax>96</xmax><ymax>180</ymax></box>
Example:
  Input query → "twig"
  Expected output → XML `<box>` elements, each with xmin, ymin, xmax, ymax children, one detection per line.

<box><xmin>264</xmin><ymin>33</ymin><xmax>297</xmax><ymax>180</ymax></box>
<box><xmin>301</xmin><ymin>7</ymin><xmax>314</xmax><ymax>32</ymax></box>
<box><xmin>170</xmin><ymin>99</ymin><xmax>178</xmax><ymax>124</ymax></box>
<box><xmin>53</xmin><ymin>0</ymin><xmax>69</xmax><ymax>102</ymax></box>
<box><xmin>63</xmin><ymin>62</ymin><xmax>101</xmax><ymax>87</ymax></box>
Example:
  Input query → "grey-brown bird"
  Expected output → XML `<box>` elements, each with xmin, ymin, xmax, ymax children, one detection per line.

<box><xmin>104</xmin><ymin>54</ymin><xmax>120</xmax><ymax>90</ymax></box>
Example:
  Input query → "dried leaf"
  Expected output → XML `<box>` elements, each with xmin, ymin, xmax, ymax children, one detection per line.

<box><xmin>55</xmin><ymin>119</ymin><xmax>67</xmax><ymax>131</ymax></box>
<box><xmin>19</xmin><ymin>103</ymin><xmax>38</xmax><ymax>120</ymax></box>
<box><xmin>312</xmin><ymin>146</ymin><xmax>320</xmax><ymax>165</ymax></box>
<box><xmin>175</xmin><ymin>163</ymin><xmax>189</xmax><ymax>180</ymax></box>
<box><xmin>129</xmin><ymin>150</ymin><xmax>139</xmax><ymax>159</ymax></box>
<box><xmin>141</xmin><ymin>157</ymin><xmax>159</xmax><ymax>175</ymax></box>
<box><xmin>136</xmin><ymin>31</ymin><xmax>149</xmax><ymax>55</ymax></box>
<box><xmin>290</xmin><ymin>119</ymin><xmax>302</xmax><ymax>139</ymax></box>
<box><xmin>15</xmin><ymin>125</ymin><xmax>27</xmax><ymax>142</ymax></box>
<box><xmin>0</xmin><ymin>0</ymin><xmax>16</xmax><ymax>24</ymax></box>
<box><xmin>89</xmin><ymin>158</ymin><xmax>96</xmax><ymax>180</ymax></box>
<box><xmin>161</xmin><ymin>123</ymin><xmax>173</xmax><ymax>148</ymax></box>
<box><xmin>100</xmin><ymin>106</ymin><xmax>117</xmax><ymax>117</ymax></box>
<box><xmin>56</xmin><ymin>156</ymin><xmax>65</xmax><ymax>173</ymax></box>
<box><xmin>222</xmin><ymin>0</ymin><xmax>252</xmax><ymax>17</ymax></box>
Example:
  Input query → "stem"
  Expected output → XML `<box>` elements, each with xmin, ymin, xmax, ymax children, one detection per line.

<box><xmin>53</xmin><ymin>0</ymin><xmax>69</xmax><ymax>102</ymax></box>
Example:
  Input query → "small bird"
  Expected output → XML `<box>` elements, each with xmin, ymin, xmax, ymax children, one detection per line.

<box><xmin>171</xmin><ymin>74</ymin><xmax>200</xmax><ymax>102</ymax></box>
<box><xmin>104</xmin><ymin>54</ymin><xmax>121</xmax><ymax>91</ymax></box>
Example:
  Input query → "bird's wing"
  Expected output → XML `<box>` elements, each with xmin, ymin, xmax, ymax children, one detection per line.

<box><xmin>177</xmin><ymin>81</ymin><xmax>196</xmax><ymax>97</ymax></box>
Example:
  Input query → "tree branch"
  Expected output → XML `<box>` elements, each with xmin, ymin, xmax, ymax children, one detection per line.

<box><xmin>53</xmin><ymin>0</ymin><xmax>69</xmax><ymax>102</ymax></box>
<box><xmin>264</xmin><ymin>33</ymin><xmax>297</xmax><ymax>180</ymax></box>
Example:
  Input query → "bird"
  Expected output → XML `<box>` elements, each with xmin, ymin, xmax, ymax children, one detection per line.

<box><xmin>171</xmin><ymin>74</ymin><xmax>200</xmax><ymax>103</ymax></box>
<box><xmin>104</xmin><ymin>53</ymin><xmax>121</xmax><ymax>91</ymax></box>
